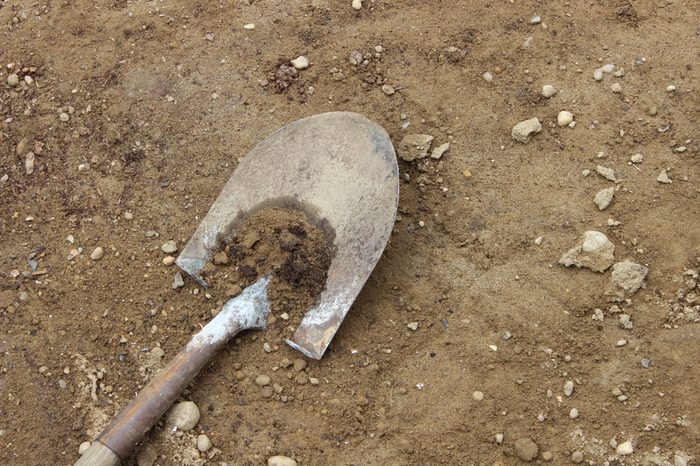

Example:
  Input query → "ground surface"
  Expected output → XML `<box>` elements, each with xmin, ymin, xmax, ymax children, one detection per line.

<box><xmin>1</xmin><ymin>0</ymin><xmax>699</xmax><ymax>465</ymax></box>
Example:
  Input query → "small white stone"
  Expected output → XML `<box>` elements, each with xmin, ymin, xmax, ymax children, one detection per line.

<box><xmin>25</xmin><ymin>152</ymin><xmax>35</xmax><ymax>175</ymax></box>
<box><xmin>511</xmin><ymin>117</ymin><xmax>542</xmax><ymax>143</ymax></box>
<box><xmin>381</xmin><ymin>84</ymin><xmax>395</xmax><ymax>95</ymax></box>
<box><xmin>90</xmin><ymin>247</ymin><xmax>104</xmax><ymax>261</ymax></box>
<box><xmin>564</xmin><ymin>380</ymin><xmax>574</xmax><ymax>397</ymax></box>
<box><xmin>431</xmin><ymin>142</ymin><xmax>450</xmax><ymax>159</ymax></box>
<box><xmin>472</xmin><ymin>391</ymin><xmax>484</xmax><ymax>401</ymax></box>
<box><xmin>351</xmin><ymin>0</ymin><xmax>362</xmax><ymax>10</ymax></box>
<box><xmin>534</xmin><ymin>236</ymin><xmax>543</xmax><ymax>245</ymax></box>
<box><xmin>268</xmin><ymin>456</ymin><xmax>298</xmax><ymax>466</ymax></box>
<box><xmin>482</xmin><ymin>71</ymin><xmax>493</xmax><ymax>82</ymax></box>
<box><xmin>59</xmin><ymin>112</ymin><xmax>70</xmax><ymax>122</ymax></box>
<box><xmin>602</xmin><ymin>64</ymin><xmax>615</xmax><ymax>73</ymax></box>
<box><xmin>557</xmin><ymin>111</ymin><xmax>574</xmax><ymax>126</ymax></box>
<box><xmin>594</xmin><ymin>187</ymin><xmax>615</xmax><ymax>210</ymax></box>
<box><xmin>616</xmin><ymin>440</ymin><xmax>634</xmax><ymax>455</ymax></box>
<box><xmin>593</xmin><ymin>68</ymin><xmax>604</xmax><ymax>81</ymax></box>
<box><xmin>243</xmin><ymin>23</ymin><xmax>255</xmax><ymax>30</ymax></box>
<box><xmin>666</xmin><ymin>84</ymin><xmax>676</xmax><ymax>92</ymax></box>
<box><xmin>542</xmin><ymin>84</ymin><xmax>557</xmax><ymax>97</ymax></box>
<box><xmin>569</xmin><ymin>408</ymin><xmax>579</xmax><ymax>419</ymax></box>
<box><xmin>611</xmin><ymin>83</ymin><xmax>622</xmax><ymax>93</ymax></box>
<box><xmin>407</xmin><ymin>322</ymin><xmax>419</xmax><ymax>331</ymax></box>
<box><xmin>161</xmin><ymin>240</ymin><xmax>178</xmax><ymax>253</ymax></box>
<box><xmin>290</xmin><ymin>56</ymin><xmax>309</xmax><ymax>70</ymax></box>
<box><xmin>78</xmin><ymin>163</ymin><xmax>89</xmax><ymax>172</ymax></box>
<box><xmin>530</xmin><ymin>15</ymin><xmax>541</xmax><ymax>24</ymax></box>
<box><xmin>616</xmin><ymin>339</ymin><xmax>627</xmax><ymax>347</ymax></box>
<box><xmin>162</xmin><ymin>256</ymin><xmax>176</xmax><ymax>266</ymax></box>
<box><xmin>657</xmin><ymin>169</ymin><xmax>672</xmax><ymax>184</ymax></box>
<box><xmin>167</xmin><ymin>401</ymin><xmax>200</xmax><ymax>431</ymax></box>
<box><xmin>7</xmin><ymin>73</ymin><xmax>20</xmax><ymax>86</ymax></box>
<box><xmin>596</xmin><ymin>165</ymin><xmax>617</xmax><ymax>182</ymax></box>
<box><xmin>630</xmin><ymin>153</ymin><xmax>643</xmax><ymax>164</ymax></box>
<box><xmin>197</xmin><ymin>434</ymin><xmax>212</xmax><ymax>452</ymax></box>
<box><xmin>78</xmin><ymin>442</ymin><xmax>91</xmax><ymax>455</ymax></box>
<box><xmin>495</xmin><ymin>433</ymin><xmax>504</xmax><ymax>444</ymax></box>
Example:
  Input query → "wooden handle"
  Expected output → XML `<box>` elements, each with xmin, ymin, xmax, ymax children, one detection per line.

<box><xmin>73</xmin><ymin>276</ymin><xmax>271</xmax><ymax>465</ymax></box>
<box><xmin>97</xmin><ymin>337</ymin><xmax>226</xmax><ymax>459</ymax></box>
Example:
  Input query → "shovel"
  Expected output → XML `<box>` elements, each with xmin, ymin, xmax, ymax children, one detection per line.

<box><xmin>76</xmin><ymin>112</ymin><xmax>399</xmax><ymax>465</ymax></box>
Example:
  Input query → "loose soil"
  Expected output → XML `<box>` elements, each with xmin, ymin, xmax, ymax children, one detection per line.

<box><xmin>203</xmin><ymin>206</ymin><xmax>333</xmax><ymax>339</ymax></box>
<box><xmin>0</xmin><ymin>1</ymin><xmax>698</xmax><ymax>465</ymax></box>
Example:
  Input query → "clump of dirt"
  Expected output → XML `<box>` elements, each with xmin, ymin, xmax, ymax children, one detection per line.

<box><xmin>266</xmin><ymin>61</ymin><xmax>299</xmax><ymax>93</ymax></box>
<box><xmin>201</xmin><ymin>207</ymin><xmax>333</xmax><ymax>335</ymax></box>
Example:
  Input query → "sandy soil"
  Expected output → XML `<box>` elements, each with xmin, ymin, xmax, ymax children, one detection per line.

<box><xmin>1</xmin><ymin>0</ymin><xmax>699</xmax><ymax>465</ymax></box>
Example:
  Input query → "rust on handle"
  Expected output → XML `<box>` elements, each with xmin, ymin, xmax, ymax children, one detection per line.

<box><xmin>76</xmin><ymin>277</ymin><xmax>271</xmax><ymax>464</ymax></box>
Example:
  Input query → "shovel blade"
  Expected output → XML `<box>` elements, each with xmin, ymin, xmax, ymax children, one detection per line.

<box><xmin>176</xmin><ymin>112</ymin><xmax>398</xmax><ymax>359</ymax></box>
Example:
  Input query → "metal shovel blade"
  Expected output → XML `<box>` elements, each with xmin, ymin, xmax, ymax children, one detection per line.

<box><xmin>176</xmin><ymin>112</ymin><xmax>399</xmax><ymax>359</ymax></box>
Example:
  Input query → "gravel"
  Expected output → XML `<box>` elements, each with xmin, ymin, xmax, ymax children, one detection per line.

<box><xmin>569</xmin><ymin>408</ymin><xmax>579</xmax><ymax>419</ymax></box>
<box><xmin>564</xmin><ymin>380</ymin><xmax>574</xmax><ymax>397</ymax></box>
<box><xmin>351</xmin><ymin>0</ymin><xmax>362</xmax><ymax>10</ymax></box>
<box><xmin>290</xmin><ymin>56</ymin><xmax>309</xmax><ymax>70</ymax></box>
<box><xmin>398</xmin><ymin>134</ymin><xmax>434</xmax><ymax>161</ymax></box>
<box><xmin>197</xmin><ymin>434</ymin><xmax>212</xmax><ymax>452</ymax></box>
<box><xmin>630</xmin><ymin>153</ymin><xmax>644</xmax><ymax>163</ymax></box>
<box><xmin>78</xmin><ymin>441</ymin><xmax>91</xmax><ymax>455</ymax></box>
<box><xmin>166</xmin><ymin>401</ymin><xmax>200</xmax><ymax>431</ymax></box>
<box><xmin>559</xmin><ymin>231</ymin><xmax>615</xmax><ymax>272</ymax></box>
<box><xmin>7</xmin><ymin>73</ymin><xmax>20</xmax><ymax>86</ymax></box>
<box><xmin>511</xmin><ymin>118</ymin><xmax>542</xmax><ymax>143</ymax></box>
<box><xmin>611</xmin><ymin>83</ymin><xmax>622</xmax><ymax>93</ymax></box>
<box><xmin>541</xmin><ymin>85</ymin><xmax>557</xmax><ymax>97</ymax></box>
<box><xmin>616</xmin><ymin>440</ymin><xmax>634</xmax><ymax>455</ymax></box>
<box><xmin>90</xmin><ymin>247</ymin><xmax>104</xmax><ymax>261</ymax></box>
<box><xmin>256</xmin><ymin>374</ymin><xmax>272</xmax><ymax>386</ymax></box>
<box><xmin>514</xmin><ymin>437</ymin><xmax>539</xmax><ymax>462</ymax></box>
<box><xmin>657</xmin><ymin>169</ymin><xmax>672</xmax><ymax>184</ymax></box>
<box><xmin>596</xmin><ymin>165</ymin><xmax>617</xmax><ymax>182</ymax></box>
<box><xmin>557</xmin><ymin>111</ymin><xmax>574</xmax><ymax>126</ymax></box>
<box><xmin>594</xmin><ymin>187</ymin><xmax>615</xmax><ymax>210</ymax></box>
<box><xmin>161</xmin><ymin>240</ymin><xmax>178</xmax><ymax>253</ymax></box>
<box><xmin>482</xmin><ymin>71</ymin><xmax>493</xmax><ymax>82</ymax></box>
<box><xmin>472</xmin><ymin>391</ymin><xmax>484</xmax><ymax>401</ymax></box>
<box><xmin>268</xmin><ymin>455</ymin><xmax>298</xmax><ymax>466</ymax></box>
<box><xmin>430</xmin><ymin>142</ymin><xmax>450</xmax><ymax>160</ymax></box>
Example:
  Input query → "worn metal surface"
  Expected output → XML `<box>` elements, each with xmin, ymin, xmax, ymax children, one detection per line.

<box><xmin>176</xmin><ymin>111</ymin><xmax>399</xmax><ymax>359</ymax></box>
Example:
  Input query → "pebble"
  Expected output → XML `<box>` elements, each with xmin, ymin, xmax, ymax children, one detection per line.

<box><xmin>349</xmin><ymin>50</ymin><xmax>363</xmax><ymax>65</ymax></box>
<box><xmin>602</xmin><ymin>64</ymin><xmax>615</xmax><ymax>73</ymax></box>
<box><xmin>398</xmin><ymin>133</ymin><xmax>434</xmax><ymax>161</ymax></box>
<box><xmin>59</xmin><ymin>112</ymin><xmax>70</xmax><ymax>122</ymax></box>
<box><xmin>541</xmin><ymin>84</ymin><xmax>557</xmax><ymax>97</ymax></box>
<box><xmin>25</xmin><ymin>152</ymin><xmax>35</xmax><ymax>175</ymax></box>
<box><xmin>197</xmin><ymin>434</ymin><xmax>212</xmax><ymax>452</ymax></box>
<box><xmin>594</xmin><ymin>187</ymin><xmax>615</xmax><ymax>210</ymax></box>
<box><xmin>161</xmin><ymin>240</ymin><xmax>178</xmax><ymax>253</ymax></box>
<box><xmin>657</xmin><ymin>169</ymin><xmax>671</xmax><ymax>184</ymax></box>
<box><xmin>495</xmin><ymin>433</ymin><xmax>504</xmax><ymax>443</ymax></box>
<box><xmin>290</xmin><ymin>56</ymin><xmax>309</xmax><ymax>70</ymax></box>
<box><xmin>472</xmin><ymin>391</ymin><xmax>484</xmax><ymax>401</ymax></box>
<box><xmin>7</xmin><ymin>73</ymin><xmax>20</xmax><ymax>86</ymax></box>
<box><xmin>569</xmin><ymin>408</ymin><xmax>579</xmax><ymax>419</ymax></box>
<box><xmin>511</xmin><ymin>117</ymin><xmax>542</xmax><ymax>143</ymax></box>
<box><xmin>268</xmin><ymin>456</ymin><xmax>297</xmax><ymax>466</ymax></box>
<box><xmin>564</xmin><ymin>380</ymin><xmax>574</xmax><ymax>397</ymax></box>
<box><xmin>255</xmin><ymin>374</ymin><xmax>271</xmax><ymax>386</ymax></box>
<box><xmin>151</xmin><ymin>347</ymin><xmax>165</xmax><ymax>359</ymax></box>
<box><xmin>407</xmin><ymin>322</ymin><xmax>419</xmax><ymax>331</ymax></box>
<box><xmin>571</xmin><ymin>451</ymin><xmax>584</xmax><ymax>463</ymax></box>
<box><xmin>78</xmin><ymin>441</ymin><xmax>91</xmax><ymax>455</ymax></box>
<box><xmin>293</xmin><ymin>358</ymin><xmax>307</xmax><ymax>372</ymax></box>
<box><xmin>616</xmin><ymin>339</ymin><xmax>627</xmax><ymax>347</ymax></box>
<box><xmin>630</xmin><ymin>153</ymin><xmax>643</xmax><ymax>163</ymax></box>
<box><xmin>167</xmin><ymin>401</ymin><xmax>200</xmax><ymax>431</ymax></box>
<box><xmin>593</xmin><ymin>68</ymin><xmax>604</xmax><ymax>81</ymax></box>
<box><xmin>482</xmin><ymin>71</ymin><xmax>493</xmax><ymax>82</ymax></box>
<box><xmin>559</xmin><ymin>230</ymin><xmax>615</xmax><ymax>272</ymax></box>
<box><xmin>666</xmin><ymin>84</ymin><xmax>676</xmax><ymax>92</ymax></box>
<box><xmin>244</xmin><ymin>23</ymin><xmax>255</xmax><ymax>29</ymax></box>
<box><xmin>514</xmin><ymin>437</ymin><xmax>539</xmax><ymax>462</ymax></box>
<box><xmin>611</xmin><ymin>83</ymin><xmax>622</xmax><ymax>93</ymax></box>
<box><xmin>172</xmin><ymin>271</ymin><xmax>185</xmax><ymax>289</ymax></box>
<box><xmin>557</xmin><ymin>111</ymin><xmax>574</xmax><ymax>127</ymax></box>
<box><xmin>674</xmin><ymin>454</ymin><xmax>689</xmax><ymax>466</ymax></box>
<box><xmin>430</xmin><ymin>143</ymin><xmax>450</xmax><ymax>160</ymax></box>
<box><xmin>351</xmin><ymin>0</ymin><xmax>362</xmax><ymax>10</ymax></box>
<box><xmin>542</xmin><ymin>451</ymin><xmax>553</xmax><ymax>461</ymax></box>
<box><xmin>530</xmin><ymin>15</ymin><xmax>541</xmax><ymax>25</ymax></box>
<box><xmin>607</xmin><ymin>260</ymin><xmax>649</xmax><ymax>300</ymax></box>
<box><xmin>616</xmin><ymin>440</ymin><xmax>634</xmax><ymax>455</ymax></box>
<box><xmin>90</xmin><ymin>247</ymin><xmax>104</xmax><ymax>261</ymax></box>
<box><xmin>309</xmin><ymin>377</ymin><xmax>319</xmax><ymax>385</ymax></box>
<box><xmin>24</xmin><ymin>75</ymin><xmax>34</xmax><ymax>85</ymax></box>
<box><xmin>534</xmin><ymin>237</ymin><xmax>543</xmax><ymax>245</ymax></box>
<box><xmin>596</xmin><ymin>165</ymin><xmax>617</xmax><ymax>182</ymax></box>
<box><xmin>162</xmin><ymin>256</ymin><xmax>176</xmax><ymax>266</ymax></box>
<box><xmin>381</xmin><ymin>84</ymin><xmax>395</xmax><ymax>95</ymax></box>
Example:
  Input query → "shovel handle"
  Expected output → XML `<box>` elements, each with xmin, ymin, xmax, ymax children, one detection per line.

<box><xmin>74</xmin><ymin>276</ymin><xmax>271</xmax><ymax>465</ymax></box>
<box><xmin>75</xmin><ymin>332</ymin><xmax>227</xmax><ymax>465</ymax></box>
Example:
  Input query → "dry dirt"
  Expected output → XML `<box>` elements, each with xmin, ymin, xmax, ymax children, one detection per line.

<box><xmin>1</xmin><ymin>0</ymin><xmax>699</xmax><ymax>465</ymax></box>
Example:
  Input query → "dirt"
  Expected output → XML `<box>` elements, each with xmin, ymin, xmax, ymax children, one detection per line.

<box><xmin>0</xmin><ymin>1</ymin><xmax>699</xmax><ymax>465</ymax></box>
<box><xmin>203</xmin><ymin>206</ymin><xmax>333</xmax><ymax>339</ymax></box>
